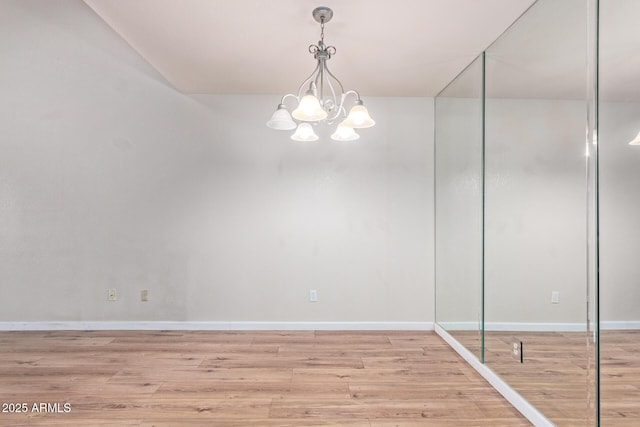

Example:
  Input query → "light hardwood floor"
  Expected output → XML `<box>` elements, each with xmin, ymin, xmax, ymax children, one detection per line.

<box><xmin>599</xmin><ymin>330</ymin><xmax>640</xmax><ymax>426</ymax></box>
<box><xmin>484</xmin><ymin>331</ymin><xmax>594</xmax><ymax>427</ymax></box>
<box><xmin>0</xmin><ymin>330</ymin><xmax>530</xmax><ymax>426</ymax></box>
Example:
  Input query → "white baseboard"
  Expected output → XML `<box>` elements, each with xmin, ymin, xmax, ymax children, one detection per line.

<box><xmin>3</xmin><ymin>320</ymin><xmax>636</xmax><ymax>332</ymax></box>
<box><xmin>485</xmin><ymin>322</ymin><xmax>586</xmax><ymax>332</ymax></box>
<box><xmin>601</xmin><ymin>320</ymin><xmax>640</xmax><ymax>330</ymax></box>
<box><xmin>438</xmin><ymin>320</ymin><xmax>640</xmax><ymax>332</ymax></box>
<box><xmin>438</xmin><ymin>321</ymin><xmax>586</xmax><ymax>332</ymax></box>
<box><xmin>435</xmin><ymin>324</ymin><xmax>554</xmax><ymax>427</ymax></box>
<box><xmin>437</xmin><ymin>321</ymin><xmax>481</xmax><ymax>331</ymax></box>
<box><xmin>0</xmin><ymin>321</ymin><xmax>434</xmax><ymax>331</ymax></box>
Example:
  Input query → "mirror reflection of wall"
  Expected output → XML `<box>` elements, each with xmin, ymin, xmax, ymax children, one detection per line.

<box><xmin>434</xmin><ymin>55</ymin><xmax>484</xmax><ymax>360</ymax></box>
<box><xmin>599</xmin><ymin>0</ymin><xmax>640</xmax><ymax>424</ymax></box>
<box><xmin>435</xmin><ymin>0</ymin><xmax>640</xmax><ymax>425</ymax></box>
<box><xmin>483</xmin><ymin>0</ymin><xmax>592</xmax><ymax>424</ymax></box>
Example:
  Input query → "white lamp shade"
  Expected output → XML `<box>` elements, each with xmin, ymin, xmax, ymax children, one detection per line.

<box><xmin>292</xmin><ymin>91</ymin><xmax>327</xmax><ymax>122</ymax></box>
<box><xmin>331</xmin><ymin>122</ymin><xmax>360</xmax><ymax>141</ymax></box>
<box><xmin>290</xmin><ymin>123</ymin><xmax>319</xmax><ymax>142</ymax></box>
<box><xmin>629</xmin><ymin>131</ymin><xmax>640</xmax><ymax>145</ymax></box>
<box><xmin>343</xmin><ymin>103</ymin><xmax>375</xmax><ymax>128</ymax></box>
<box><xmin>266</xmin><ymin>104</ymin><xmax>296</xmax><ymax>130</ymax></box>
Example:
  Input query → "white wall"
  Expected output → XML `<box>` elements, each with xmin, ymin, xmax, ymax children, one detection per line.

<box><xmin>0</xmin><ymin>0</ymin><xmax>434</xmax><ymax>324</ymax></box>
<box><xmin>600</xmin><ymin>102</ymin><xmax>640</xmax><ymax>323</ymax></box>
<box><xmin>435</xmin><ymin>97</ymin><xmax>587</xmax><ymax>327</ymax></box>
<box><xmin>484</xmin><ymin>98</ymin><xmax>587</xmax><ymax>324</ymax></box>
<box><xmin>483</xmin><ymin>99</ymin><xmax>640</xmax><ymax>325</ymax></box>
<box><xmin>434</xmin><ymin>97</ymin><xmax>483</xmax><ymax>325</ymax></box>
<box><xmin>435</xmin><ymin>97</ymin><xmax>640</xmax><ymax>328</ymax></box>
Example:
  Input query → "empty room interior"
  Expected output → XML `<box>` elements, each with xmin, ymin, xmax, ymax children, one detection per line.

<box><xmin>1</xmin><ymin>0</ymin><xmax>638</xmax><ymax>426</ymax></box>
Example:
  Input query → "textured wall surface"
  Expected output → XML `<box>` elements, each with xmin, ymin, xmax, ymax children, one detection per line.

<box><xmin>0</xmin><ymin>0</ymin><xmax>434</xmax><ymax>323</ymax></box>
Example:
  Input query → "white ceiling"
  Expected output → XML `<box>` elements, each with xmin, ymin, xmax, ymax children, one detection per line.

<box><xmin>82</xmin><ymin>0</ymin><xmax>535</xmax><ymax>97</ymax></box>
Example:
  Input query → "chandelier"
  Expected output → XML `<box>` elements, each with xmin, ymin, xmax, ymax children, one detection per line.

<box><xmin>266</xmin><ymin>6</ymin><xmax>375</xmax><ymax>142</ymax></box>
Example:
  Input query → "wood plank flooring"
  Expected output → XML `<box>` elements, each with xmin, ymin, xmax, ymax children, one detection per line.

<box><xmin>484</xmin><ymin>331</ymin><xmax>594</xmax><ymax>427</ymax></box>
<box><xmin>0</xmin><ymin>330</ymin><xmax>530</xmax><ymax>426</ymax></box>
<box><xmin>600</xmin><ymin>330</ymin><xmax>640</xmax><ymax>426</ymax></box>
<box><xmin>450</xmin><ymin>329</ymin><xmax>640</xmax><ymax>426</ymax></box>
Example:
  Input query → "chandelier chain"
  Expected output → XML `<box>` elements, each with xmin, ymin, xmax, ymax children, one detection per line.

<box><xmin>308</xmin><ymin>17</ymin><xmax>335</xmax><ymax>59</ymax></box>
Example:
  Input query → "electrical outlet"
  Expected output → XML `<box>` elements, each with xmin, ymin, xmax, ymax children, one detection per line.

<box><xmin>512</xmin><ymin>342</ymin><xmax>520</xmax><ymax>357</ymax></box>
<box><xmin>108</xmin><ymin>288</ymin><xmax>117</xmax><ymax>301</ymax></box>
<box><xmin>551</xmin><ymin>291</ymin><xmax>560</xmax><ymax>304</ymax></box>
<box><xmin>511</xmin><ymin>337</ymin><xmax>524</xmax><ymax>363</ymax></box>
<box><xmin>140</xmin><ymin>290</ymin><xmax>148</xmax><ymax>302</ymax></box>
<box><xmin>309</xmin><ymin>289</ymin><xmax>318</xmax><ymax>302</ymax></box>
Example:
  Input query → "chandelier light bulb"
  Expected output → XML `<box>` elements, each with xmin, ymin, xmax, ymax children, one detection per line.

<box><xmin>292</xmin><ymin>90</ymin><xmax>327</xmax><ymax>122</ymax></box>
<box><xmin>629</xmin><ymin>131</ymin><xmax>640</xmax><ymax>145</ymax></box>
<box><xmin>291</xmin><ymin>123</ymin><xmax>319</xmax><ymax>142</ymax></box>
<box><xmin>266</xmin><ymin>104</ymin><xmax>297</xmax><ymax>130</ymax></box>
<box><xmin>331</xmin><ymin>122</ymin><xmax>360</xmax><ymax>141</ymax></box>
<box><xmin>344</xmin><ymin>101</ymin><xmax>375</xmax><ymax>128</ymax></box>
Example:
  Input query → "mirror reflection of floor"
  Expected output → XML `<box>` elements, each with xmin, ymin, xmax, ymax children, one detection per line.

<box><xmin>448</xmin><ymin>330</ymin><xmax>482</xmax><ymax>361</ymax></box>
<box><xmin>483</xmin><ymin>331</ymin><xmax>592</xmax><ymax>426</ymax></box>
<box><xmin>599</xmin><ymin>330</ymin><xmax>640</xmax><ymax>426</ymax></box>
<box><xmin>451</xmin><ymin>329</ymin><xmax>640</xmax><ymax>426</ymax></box>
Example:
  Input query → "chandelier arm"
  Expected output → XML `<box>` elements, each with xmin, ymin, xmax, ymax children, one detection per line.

<box><xmin>296</xmin><ymin>62</ymin><xmax>321</xmax><ymax>98</ymax></box>
<box><xmin>320</xmin><ymin>63</ymin><xmax>326</xmax><ymax>104</ymax></box>
<box><xmin>325</xmin><ymin>69</ymin><xmax>337</xmax><ymax>104</ymax></box>
<box><xmin>342</xmin><ymin>89</ymin><xmax>362</xmax><ymax>102</ymax></box>
<box><xmin>324</xmin><ymin>72</ymin><xmax>342</xmax><ymax>121</ymax></box>
<box><xmin>315</xmin><ymin>63</ymin><xmax>324</xmax><ymax>100</ymax></box>
<box><xmin>326</xmin><ymin>63</ymin><xmax>348</xmax><ymax>120</ymax></box>
<box><xmin>323</xmin><ymin>63</ymin><xmax>345</xmax><ymax>96</ymax></box>
<box><xmin>279</xmin><ymin>93</ymin><xmax>298</xmax><ymax>106</ymax></box>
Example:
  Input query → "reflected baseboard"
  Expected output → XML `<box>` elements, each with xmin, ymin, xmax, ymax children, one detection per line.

<box><xmin>0</xmin><ymin>321</ymin><xmax>435</xmax><ymax>331</ymax></box>
<box><xmin>437</xmin><ymin>321</ymin><xmax>482</xmax><ymax>331</ymax></box>
<box><xmin>601</xmin><ymin>321</ymin><xmax>640</xmax><ymax>330</ymax></box>
<box><xmin>438</xmin><ymin>321</ymin><xmax>640</xmax><ymax>332</ymax></box>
